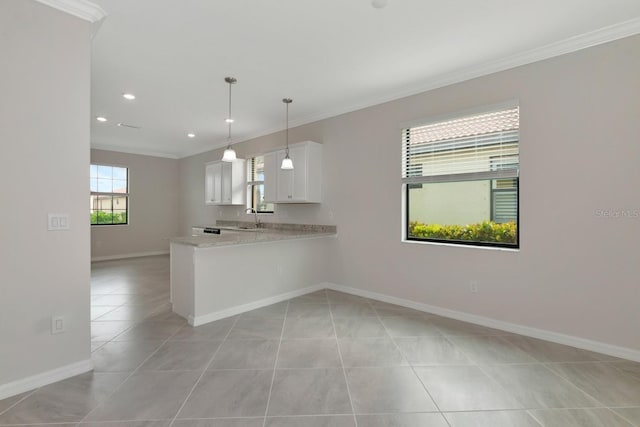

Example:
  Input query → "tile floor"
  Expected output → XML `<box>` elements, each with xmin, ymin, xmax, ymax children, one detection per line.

<box><xmin>1</xmin><ymin>255</ymin><xmax>639</xmax><ymax>426</ymax></box>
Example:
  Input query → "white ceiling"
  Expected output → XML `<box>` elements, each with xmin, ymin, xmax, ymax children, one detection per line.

<box><xmin>88</xmin><ymin>0</ymin><xmax>640</xmax><ymax>159</ymax></box>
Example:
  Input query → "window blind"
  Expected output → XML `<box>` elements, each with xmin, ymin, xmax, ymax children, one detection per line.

<box><xmin>402</xmin><ymin>107</ymin><xmax>519</xmax><ymax>184</ymax></box>
<box><xmin>247</xmin><ymin>157</ymin><xmax>262</xmax><ymax>185</ymax></box>
<box><xmin>492</xmin><ymin>190</ymin><xmax>518</xmax><ymax>223</ymax></box>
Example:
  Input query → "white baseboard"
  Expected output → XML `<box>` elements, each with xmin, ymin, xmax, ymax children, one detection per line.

<box><xmin>91</xmin><ymin>251</ymin><xmax>169</xmax><ymax>262</ymax></box>
<box><xmin>188</xmin><ymin>284</ymin><xmax>327</xmax><ymax>326</ymax></box>
<box><xmin>0</xmin><ymin>359</ymin><xmax>93</xmax><ymax>401</ymax></box>
<box><xmin>324</xmin><ymin>283</ymin><xmax>640</xmax><ymax>363</ymax></box>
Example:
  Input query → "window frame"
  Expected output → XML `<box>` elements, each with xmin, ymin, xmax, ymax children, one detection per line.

<box><xmin>90</xmin><ymin>163</ymin><xmax>130</xmax><ymax>226</ymax></box>
<box><xmin>246</xmin><ymin>155</ymin><xmax>274</xmax><ymax>214</ymax></box>
<box><xmin>401</xmin><ymin>102</ymin><xmax>520</xmax><ymax>249</ymax></box>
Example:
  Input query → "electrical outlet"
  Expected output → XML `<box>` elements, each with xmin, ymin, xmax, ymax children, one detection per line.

<box><xmin>51</xmin><ymin>316</ymin><xmax>65</xmax><ymax>334</ymax></box>
<box><xmin>469</xmin><ymin>281</ymin><xmax>478</xmax><ymax>293</ymax></box>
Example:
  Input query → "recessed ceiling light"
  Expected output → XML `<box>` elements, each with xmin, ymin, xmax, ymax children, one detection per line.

<box><xmin>187</xmin><ymin>133</ymin><xmax>196</xmax><ymax>138</ymax></box>
<box><xmin>122</xmin><ymin>93</ymin><xmax>136</xmax><ymax>100</ymax></box>
<box><xmin>225</xmin><ymin>118</ymin><xmax>234</xmax><ymax>123</ymax></box>
<box><xmin>96</xmin><ymin>116</ymin><xmax>107</xmax><ymax>122</ymax></box>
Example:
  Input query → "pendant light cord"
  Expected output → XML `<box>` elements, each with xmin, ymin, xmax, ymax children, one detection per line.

<box><xmin>285</xmin><ymin>100</ymin><xmax>289</xmax><ymax>156</ymax></box>
<box><xmin>283</xmin><ymin>98</ymin><xmax>292</xmax><ymax>157</ymax></box>
<box><xmin>224</xmin><ymin>77</ymin><xmax>236</xmax><ymax>150</ymax></box>
<box><xmin>227</xmin><ymin>80</ymin><xmax>232</xmax><ymax>143</ymax></box>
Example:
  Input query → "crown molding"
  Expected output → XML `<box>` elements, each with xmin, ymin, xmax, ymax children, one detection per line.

<box><xmin>287</xmin><ymin>18</ymin><xmax>640</xmax><ymax>141</ymax></box>
<box><xmin>270</xmin><ymin>17</ymin><xmax>640</xmax><ymax>138</ymax></box>
<box><xmin>177</xmin><ymin>143</ymin><xmax>226</xmax><ymax>159</ymax></box>
<box><xmin>91</xmin><ymin>142</ymin><xmax>180</xmax><ymax>159</ymax></box>
<box><xmin>175</xmin><ymin>17</ymin><xmax>640</xmax><ymax>160</ymax></box>
<box><xmin>94</xmin><ymin>16</ymin><xmax>640</xmax><ymax>160</ymax></box>
<box><xmin>35</xmin><ymin>0</ymin><xmax>106</xmax><ymax>23</ymax></box>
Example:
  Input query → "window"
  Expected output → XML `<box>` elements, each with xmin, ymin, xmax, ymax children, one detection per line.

<box><xmin>90</xmin><ymin>164</ymin><xmax>129</xmax><ymax>225</ymax></box>
<box><xmin>402</xmin><ymin>105</ymin><xmax>519</xmax><ymax>248</ymax></box>
<box><xmin>247</xmin><ymin>156</ymin><xmax>274</xmax><ymax>213</ymax></box>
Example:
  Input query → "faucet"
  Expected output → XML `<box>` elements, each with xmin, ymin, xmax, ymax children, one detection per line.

<box><xmin>245</xmin><ymin>208</ymin><xmax>261</xmax><ymax>228</ymax></box>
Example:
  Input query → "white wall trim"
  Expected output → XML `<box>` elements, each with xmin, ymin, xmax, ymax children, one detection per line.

<box><xmin>0</xmin><ymin>359</ymin><xmax>93</xmax><ymax>401</ymax></box>
<box><xmin>324</xmin><ymin>283</ymin><xmax>640</xmax><ymax>363</ymax></box>
<box><xmin>178</xmin><ymin>280</ymin><xmax>640</xmax><ymax>361</ymax></box>
<box><xmin>188</xmin><ymin>284</ymin><xmax>327</xmax><ymax>326</ymax></box>
<box><xmin>35</xmin><ymin>0</ymin><xmax>106</xmax><ymax>23</ymax></box>
<box><xmin>91</xmin><ymin>250</ymin><xmax>169</xmax><ymax>262</ymax></box>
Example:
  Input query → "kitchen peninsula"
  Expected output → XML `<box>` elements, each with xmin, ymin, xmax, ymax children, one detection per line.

<box><xmin>170</xmin><ymin>222</ymin><xmax>337</xmax><ymax>326</ymax></box>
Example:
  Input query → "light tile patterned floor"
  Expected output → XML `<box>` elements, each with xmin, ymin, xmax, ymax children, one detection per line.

<box><xmin>1</xmin><ymin>255</ymin><xmax>639</xmax><ymax>426</ymax></box>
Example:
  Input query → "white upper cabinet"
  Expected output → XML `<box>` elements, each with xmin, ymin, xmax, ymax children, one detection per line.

<box><xmin>205</xmin><ymin>159</ymin><xmax>246</xmax><ymax>205</ymax></box>
<box><xmin>264</xmin><ymin>141</ymin><xmax>322</xmax><ymax>204</ymax></box>
<box><xmin>205</xmin><ymin>162</ymin><xmax>222</xmax><ymax>204</ymax></box>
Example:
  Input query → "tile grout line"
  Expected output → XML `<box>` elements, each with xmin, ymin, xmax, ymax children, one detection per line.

<box><xmin>368</xmin><ymin>300</ymin><xmax>452</xmax><ymax>427</ymax></box>
<box><xmin>521</xmin><ymin>410</ymin><xmax>545</xmax><ymax>427</ymax></box>
<box><xmin>327</xmin><ymin>292</ymin><xmax>359</xmax><ymax>427</ymax></box>
<box><xmin>91</xmin><ymin>293</ymin><xmax>176</xmax><ymax>343</ymax></box>
<box><xmin>90</xmin><ymin>313</ymin><xmax>138</xmax><ymax>344</ymax></box>
<box><xmin>472</xmin><ymin>360</ymin><xmax>612</xmax><ymax>412</ymax></box>
<box><xmin>431</xmin><ymin>323</ymin><xmax>612</xmax><ymax>416</ymax></box>
<box><xmin>90</xmin><ymin>304</ymin><xmax>123</xmax><ymax>321</ymax></box>
<box><xmin>167</xmin><ymin>315</ymin><xmax>242</xmax><ymax>427</ymax></box>
<box><xmin>605</xmin><ymin>407</ymin><xmax>640</xmax><ymax>427</ymax></box>
<box><xmin>523</xmin><ymin>407</ymin><xmax>638</xmax><ymax>427</ymax></box>
<box><xmin>434</xmin><ymin>334</ymin><xmax>544</xmax><ymax>415</ymax></box>
<box><xmin>92</xmin><ymin>305</ymin><xmax>170</xmax><ymax>324</ymax></box>
<box><xmin>0</xmin><ymin>389</ymin><xmax>38</xmax><ymax>418</ymax></box>
<box><xmin>77</xmin><ymin>259</ymin><xmax>173</xmax><ymax>424</ymax></box>
<box><xmin>261</xmin><ymin>300</ymin><xmax>291</xmax><ymax>427</ymax></box>
<box><xmin>538</xmin><ymin>361</ymin><xmax>612</xmax><ymax>408</ymax></box>
<box><xmin>78</xmin><ymin>319</ymin><xmax>193</xmax><ymax>424</ymax></box>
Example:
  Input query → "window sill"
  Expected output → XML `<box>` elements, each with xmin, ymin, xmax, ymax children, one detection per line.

<box><xmin>402</xmin><ymin>239</ymin><xmax>519</xmax><ymax>252</ymax></box>
<box><xmin>91</xmin><ymin>224</ymin><xmax>129</xmax><ymax>228</ymax></box>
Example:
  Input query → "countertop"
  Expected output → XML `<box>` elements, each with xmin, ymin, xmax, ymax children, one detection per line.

<box><xmin>170</xmin><ymin>225</ymin><xmax>337</xmax><ymax>248</ymax></box>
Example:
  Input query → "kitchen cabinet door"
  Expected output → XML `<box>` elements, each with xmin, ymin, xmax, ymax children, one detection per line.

<box><xmin>205</xmin><ymin>162</ymin><xmax>222</xmax><ymax>205</ymax></box>
<box><xmin>205</xmin><ymin>159</ymin><xmax>246</xmax><ymax>205</ymax></box>
<box><xmin>265</xmin><ymin>141</ymin><xmax>322</xmax><ymax>203</ymax></box>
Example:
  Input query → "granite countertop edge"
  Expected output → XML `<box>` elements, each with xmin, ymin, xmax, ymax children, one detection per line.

<box><xmin>170</xmin><ymin>230</ymin><xmax>337</xmax><ymax>248</ymax></box>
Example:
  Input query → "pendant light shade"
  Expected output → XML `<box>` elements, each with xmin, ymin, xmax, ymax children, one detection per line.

<box><xmin>221</xmin><ymin>77</ymin><xmax>237</xmax><ymax>162</ymax></box>
<box><xmin>221</xmin><ymin>147</ymin><xmax>237</xmax><ymax>162</ymax></box>
<box><xmin>281</xmin><ymin>156</ymin><xmax>293</xmax><ymax>170</ymax></box>
<box><xmin>281</xmin><ymin>98</ymin><xmax>294</xmax><ymax>170</ymax></box>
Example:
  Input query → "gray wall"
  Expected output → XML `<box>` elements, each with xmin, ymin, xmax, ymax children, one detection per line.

<box><xmin>0</xmin><ymin>1</ymin><xmax>92</xmax><ymax>387</ymax></box>
<box><xmin>179</xmin><ymin>35</ymin><xmax>640</xmax><ymax>351</ymax></box>
<box><xmin>90</xmin><ymin>149</ymin><xmax>180</xmax><ymax>260</ymax></box>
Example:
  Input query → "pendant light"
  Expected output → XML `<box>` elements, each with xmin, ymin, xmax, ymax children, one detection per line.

<box><xmin>221</xmin><ymin>77</ymin><xmax>237</xmax><ymax>162</ymax></box>
<box><xmin>281</xmin><ymin>98</ymin><xmax>294</xmax><ymax>170</ymax></box>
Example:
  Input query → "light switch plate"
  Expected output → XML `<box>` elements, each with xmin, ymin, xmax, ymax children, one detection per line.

<box><xmin>51</xmin><ymin>316</ymin><xmax>65</xmax><ymax>334</ymax></box>
<box><xmin>48</xmin><ymin>213</ymin><xmax>70</xmax><ymax>230</ymax></box>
